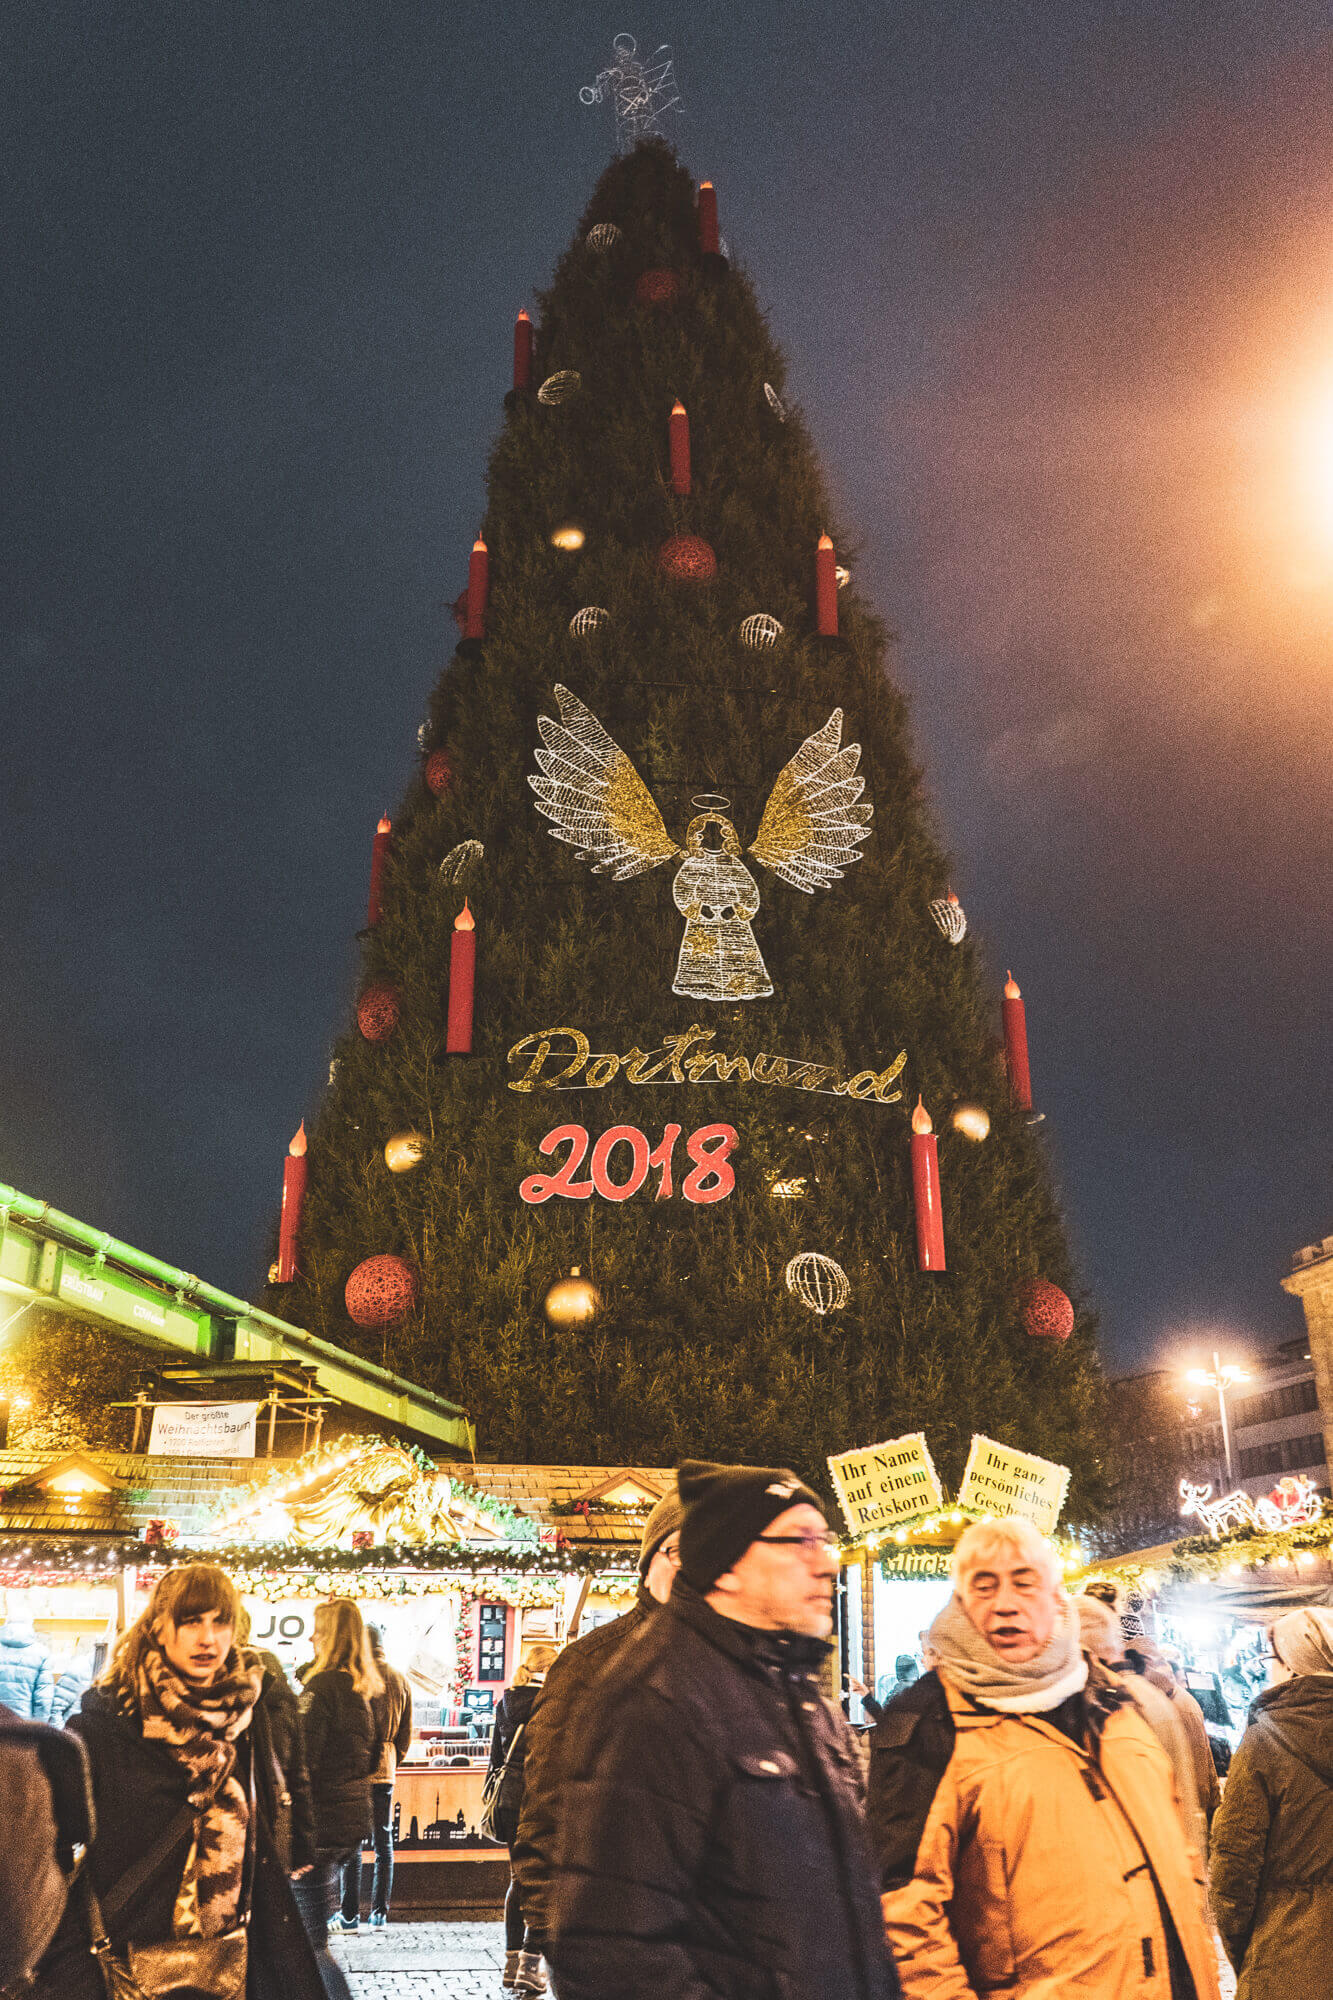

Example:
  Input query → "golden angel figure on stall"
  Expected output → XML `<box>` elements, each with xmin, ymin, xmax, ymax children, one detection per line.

<box><xmin>528</xmin><ymin>686</ymin><xmax>873</xmax><ymax>1002</ymax></box>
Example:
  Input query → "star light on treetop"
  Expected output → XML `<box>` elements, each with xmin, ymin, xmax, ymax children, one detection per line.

<box><xmin>580</xmin><ymin>35</ymin><xmax>682</xmax><ymax>151</ymax></box>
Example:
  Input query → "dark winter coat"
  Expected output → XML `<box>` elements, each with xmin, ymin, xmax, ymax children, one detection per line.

<box><xmin>251</xmin><ymin>1649</ymin><xmax>315</xmax><ymax>1873</ymax></box>
<box><xmin>545</xmin><ymin>1581</ymin><xmax>901</xmax><ymax>2000</ymax></box>
<box><xmin>32</xmin><ymin>1683</ymin><xmax>324</xmax><ymax>2000</ymax></box>
<box><xmin>0</xmin><ymin>1712</ymin><xmax>90</xmax><ymax>1989</ymax></box>
<box><xmin>1210</xmin><ymin>1673</ymin><xmax>1333</xmax><ymax>1999</ymax></box>
<box><xmin>512</xmin><ymin>1597</ymin><xmax>651</xmax><ymax>1940</ymax></box>
<box><xmin>484</xmin><ymin>1679</ymin><xmax>541</xmax><ymax>1849</ymax></box>
<box><xmin>299</xmin><ymin>1667</ymin><xmax>378</xmax><ymax>1859</ymax></box>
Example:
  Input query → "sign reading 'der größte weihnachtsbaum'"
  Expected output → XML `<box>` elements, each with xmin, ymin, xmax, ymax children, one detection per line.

<box><xmin>957</xmin><ymin>1435</ymin><xmax>1070</xmax><ymax>1538</ymax></box>
<box><xmin>148</xmin><ymin>1402</ymin><xmax>260</xmax><ymax>1459</ymax></box>
<box><xmin>827</xmin><ymin>1433</ymin><xmax>945</xmax><ymax>1538</ymax></box>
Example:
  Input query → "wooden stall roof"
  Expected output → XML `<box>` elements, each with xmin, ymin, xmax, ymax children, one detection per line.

<box><xmin>0</xmin><ymin>1448</ymin><xmax>675</xmax><ymax>1550</ymax></box>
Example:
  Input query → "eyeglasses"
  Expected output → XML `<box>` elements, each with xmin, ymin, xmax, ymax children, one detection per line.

<box><xmin>657</xmin><ymin>1541</ymin><xmax>682</xmax><ymax>1566</ymax></box>
<box><xmin>755</xmin><ymin>1532</ymin><xmax>841</xmax><ymax>1556</ymax></box>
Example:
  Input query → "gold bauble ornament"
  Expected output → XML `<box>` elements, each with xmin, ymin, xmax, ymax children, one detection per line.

<box><xmin>950</xmin><ymin>1102</ymin><xmax>990</xmax><ymax>1142</ymax></box>
<box><xmin>543</xmin><ymin>1265</ymin><xmax>601</xmax><ymax>1327</ymax></box>
<box><xmin>384</xmin><ymin>1130</ymin><xmax>429</xmax><ymax>1173</ymax></box>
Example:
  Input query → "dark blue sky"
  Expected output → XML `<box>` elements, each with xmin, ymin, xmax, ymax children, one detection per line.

<box><xmin>5</xmin><ymin>2</ymin><xmax>1330</xmax><ymax>1375</ymax></box>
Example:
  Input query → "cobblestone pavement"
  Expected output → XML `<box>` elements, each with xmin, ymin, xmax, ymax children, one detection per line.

<box><xmin>332</xmin><ymin>1922</ymin><xmax>511</xmax><ymax>2000</ymax></box>
<box><xmin>331</xmin><ymin>1918</ymin><xmax>1236</xmax><ymax>2000</ymax></box>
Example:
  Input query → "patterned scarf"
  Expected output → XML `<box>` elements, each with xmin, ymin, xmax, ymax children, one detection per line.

<box><xmin>136</xmin><ymin>1643</ymin><xmax>261</xmax><ymax>1936</ymax></box>
<box><xmin>927</xmin><ymin>1591</ymin><xmax>1089</xmax><ymax>1713</ymax></box>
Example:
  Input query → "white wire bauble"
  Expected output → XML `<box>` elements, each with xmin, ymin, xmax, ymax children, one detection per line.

<box><xmin>738</xmin><ymin>612</ymin><xmax>784</xmax><ymax>650</ymax></box>
<box><xmin>929</xmin><ymin>892</ymin><xmax>967</xmax><ymax>944</ymax></box>
<box><xmin>439</xmin><ymin>839</ymin><xmax>484</xmax><ymax>886</ymax></box>
<box><xmin>784</xmin><ymin>1251</ymin><xmax>850</xmax><ymax>1315</ymax></box>
<box><xmin>763</xmin><ymin>382</ymin><xmax>786</xmax><ymax>422</ymax></box>
<box><xmin>568</xmin><ymin>605</ymin><xmax>610</xmax><ymax>638</ymax></box>
<box><xmin>585</xmin><ymin>222</ymin><xmax>622</xmax><ymax>250</ymax></box>
<box><xmin>538</xmin><ymin>370</ymin><xmax>582</xmax><ymax>405</ymax></box>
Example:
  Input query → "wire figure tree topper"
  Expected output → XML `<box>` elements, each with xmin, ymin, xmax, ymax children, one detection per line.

<box><xmin>580</xmin><ymin>35</ymin><xmax>683</xmax><ymax>151</ymax></box>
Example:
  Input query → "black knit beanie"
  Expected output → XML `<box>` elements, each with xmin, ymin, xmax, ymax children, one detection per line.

<box><xmin>677</xmin><ymin>1459</ymin><xmax>827</xmax><ymax>1594</ymax></box>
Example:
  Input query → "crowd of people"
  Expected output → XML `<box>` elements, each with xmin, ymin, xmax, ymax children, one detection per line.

<box><xmin>2</xmin><ymin>1457</ymin><xmax>1332</xmax><ymax>2000</ymax></box>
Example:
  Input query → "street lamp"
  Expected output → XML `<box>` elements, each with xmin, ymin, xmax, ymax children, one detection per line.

<box><xmin>1186</xmin><ymin>1352</ymin><xmax>1250</xmax><ymax>1489</ymax></box>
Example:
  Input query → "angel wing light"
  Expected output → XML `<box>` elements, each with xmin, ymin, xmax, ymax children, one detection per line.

<box><xmin>528</xmin><ymin>687</ymin><xmax>873</xmax><ymax>1002</ymax></box>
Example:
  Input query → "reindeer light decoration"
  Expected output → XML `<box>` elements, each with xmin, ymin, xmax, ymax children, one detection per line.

<box><xmin>1179</xmin><ymin>1473</ymin><xmax>1322</xmax><ymax>1540</ymax></box>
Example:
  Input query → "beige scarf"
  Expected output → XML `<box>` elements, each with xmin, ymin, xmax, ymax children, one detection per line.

<box><xmin>927</xmin><ymin>1591</ymin><xmax>1088</xmax><ymax>1713</ymax></box>
<box><xmin>136</xmin><ymin>1645</ymin><xmax>261</xmax><ymax>1936</ymax></box>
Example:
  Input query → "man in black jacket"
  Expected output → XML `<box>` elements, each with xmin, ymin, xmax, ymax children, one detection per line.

<box><xmin>510</xmin><ymin>1484</ymin><xmax>683</xmax><ymax>1945</ymax></box>
<box><xmin>545</xmin><ymin>1460</ymin><xmax>901</xmax><ymax>2000</ymax></box>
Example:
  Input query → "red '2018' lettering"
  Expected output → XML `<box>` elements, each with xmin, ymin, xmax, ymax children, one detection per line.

<box><xmin>520</xmin><ymin>1123</ymin><xmax>736</xmax><ymax>1204</ymax></box>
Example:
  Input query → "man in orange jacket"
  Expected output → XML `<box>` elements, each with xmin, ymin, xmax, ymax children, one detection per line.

<box><xmin>869</xmin><ymin>1516</ymin><xmax>1219</xmax><ymax>1999</ymax></box>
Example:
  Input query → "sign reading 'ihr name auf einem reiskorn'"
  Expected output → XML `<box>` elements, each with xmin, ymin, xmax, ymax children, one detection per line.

<box><xmin>827</xmin><ymin>1433</ymin><xmax>945</xmax><ymax>1538</ymax></box>
<box><xmin>957</xmin><ymin>1435</ymin><xmax>1070</xmax><ymax>1538</ymax></box>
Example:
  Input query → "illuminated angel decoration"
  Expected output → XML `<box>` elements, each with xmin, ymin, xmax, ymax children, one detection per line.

<box><xmin>528</xmin><ymin>686</ymin><xmax>873</xmax><ymax>1002</ymax></box>
<box><xmin>580</xmin><ymin>35</ymin><xmax>682</xmax><ymax>151</ymax></box>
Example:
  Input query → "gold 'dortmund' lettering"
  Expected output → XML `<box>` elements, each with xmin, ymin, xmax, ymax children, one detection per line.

<box><xmin>507</xmin><ymin>1024</ymin><xmax>906</xmax><ymax>1104</ymax></box>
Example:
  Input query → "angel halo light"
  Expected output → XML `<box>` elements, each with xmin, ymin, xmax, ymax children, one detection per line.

<box><xmin>528</xmin><ymin>685</ymin><xmax>873</xmax><ymax>1003</ymax></box>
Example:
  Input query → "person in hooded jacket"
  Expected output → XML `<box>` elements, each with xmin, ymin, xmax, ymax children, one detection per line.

<box><xmin>510</xmin><ymin>1487</ymin><xmax>683</xmax><ymax>1954</ymax></box>
<box><xmin>488</xmin><ymin>1643</ymin><xmax>559</xmax><ymax>1994</ymax></box>
<box><xmin>296</xmin><ymin>1599</ymin><xmax>381</xmax><ymax>1994</ymax></box>
<box><xmin>1210</xmin><ymin>1606</ymin><xmax>1333</xmax><ymax>2000</ymax></box>
<box><xmin>0</xmin><ymin>1604</ymin><xmax>55</xmax><ymax>1719</ymax></box>
<box><xmin>31</xmin><ymin>1562</ymin><xmax>322</xmax><ymax>2000</ymax></box>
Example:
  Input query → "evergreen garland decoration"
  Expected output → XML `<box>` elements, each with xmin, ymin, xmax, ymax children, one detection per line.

<box><xmin>267</xmin><ymin>141</ymin><xmax>1109</xmax><ymax>1515</ymax></box>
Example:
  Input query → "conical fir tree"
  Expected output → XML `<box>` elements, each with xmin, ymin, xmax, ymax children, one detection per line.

<box><xmin>272</xmin><ymin>143</ymin><xmax>1108</xmax><ymax>1513</ymax></box>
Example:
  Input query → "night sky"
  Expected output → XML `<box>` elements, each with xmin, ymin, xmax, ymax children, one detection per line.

<box><xmin>6</xmin><ymin>2</ymin><xmax>1331</xmax><ymax>1378</ymax></box>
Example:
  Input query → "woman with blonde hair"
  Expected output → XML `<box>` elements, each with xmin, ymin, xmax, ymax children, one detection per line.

<box><xmin>32</xmin><ymin>1562</ymin><xmax>321</xmax><ymax>2000</ymax></box>
<box><xmin>295</xmin><ymin>1600</ymin><xmax>382</xmax><ymax>1987</ymax></box>
<box><xmin>488</xmin><ymin>1644</ymin><xmax>559</xmax><ymax>1995</ymax></box>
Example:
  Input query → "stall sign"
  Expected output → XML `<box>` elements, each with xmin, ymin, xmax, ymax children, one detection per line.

<box><xmin>243</xmin><ymin>1599</ymin><xmax>317</xmax><ymax>1660</ymax></box>
<box><xmin>828</xmin><ymin>1433</ymin><xmax>944</xmax><ymax>1538</ymax></box>
<box><xmin>878</xmin><ymin>1546</ymin><xmax>953</xmax><ymax>1581</ymax></box>
<box><xmin>148</xmin><ymin>1401</ymin><xmax>259</xmax><ymax>1458</ymax></box>
<box><xmin>957</xmin><ymin>1435</ymin><xmax>1070</xmax><ymax>1537</ymax></box>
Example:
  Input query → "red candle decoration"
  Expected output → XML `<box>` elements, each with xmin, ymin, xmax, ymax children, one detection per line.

<box><xmin>447</xmin><ymin>899</ymin><xmax>476</xmax><ymax>1053</ymax></box>
<box><xmin>1002</xmin><ymin>971</ymin><xmax>1033</xmax><ymax>1110</ymax></box>
<box><xmin>513</xmin><ymin>309</ymin><xmax>533</xmax><ymax>391</ymax></box>
<box><xmin>909</xmin><ymin>1099</ymin><xmax>947</xmax><ymax>1271</ymax></box>
<box><xmin>464</xmin><ymin>536</ymin><xmax>489</xmax><ymax>641</ymax></box>
<box><xmin>669</xmin><ymin>400</ymin><xmax>691</xmax><ymax>496</ymax></box>
<box><xmin>698</xmin><ymin>181</ymin><xmax>719</xmax><ymax>255</ymax></box>
<box><xmin>366</xmin><ymin>814</ymin><xmax>392</xmax><ymax>927</ymax></box>
<box><xmin>275</xmin><ymin>1122</ymin><xmax>307</xmax><ymax>1283</ymax></box>
<box><xmin>816</xmin><ymin>533</ymin><xmax>839</xmax><ymax>636</ymax></box>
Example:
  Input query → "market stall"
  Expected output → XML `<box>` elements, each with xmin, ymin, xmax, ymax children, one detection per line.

<box><xmin>1073</xmin><ymin>1473</ymin><xmax>1333</xmax><ymax>1742</ymax></box>
<box><xmin>0</xmin><ymin>1438</ymin><xmax>664</xmax><ymax>1909</ymax></box>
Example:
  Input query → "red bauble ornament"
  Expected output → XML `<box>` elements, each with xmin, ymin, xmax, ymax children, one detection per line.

<box><xmin>356</xmin><ymin>984</ymin><xmax>401</xmax><ymax>1043</ymax></box>
<box><xmin>345</xmin><ymin>1254</ymin><xmax>419</xmax><ymax>1328</ymax></box>
<box><xmin>635</xmin><ymin>267</ymin><xmax>680</xmax><ymax>309</ymax></box>
<box><xmin>1019</xmin><ymin>1278</ymin><xmax>1074</xmax><ymax>1341</ymax></box>
<box><xmin>657</xmin><ymin>534</ymin><xmax>717</xmax><ymax>583</ymax></box>
<box><xmin>425</xmin><ymin>749</ymin><xmax>452</xmax><ymax>796</ymax></box>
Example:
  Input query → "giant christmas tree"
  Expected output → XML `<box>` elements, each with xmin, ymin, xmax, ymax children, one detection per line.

<box><xmin>269</xmin><ymin>142</ymin><xmax>1108</xmax><ymax>1513</ymax></box>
